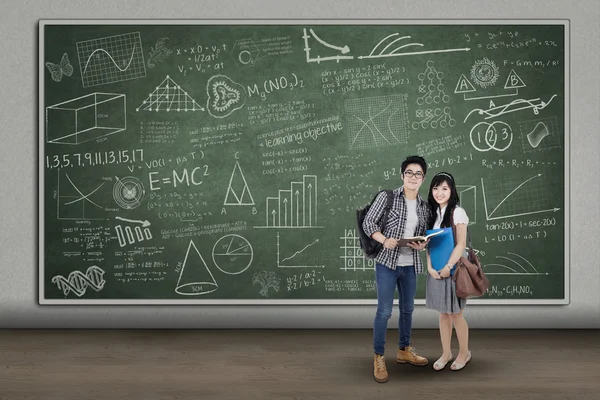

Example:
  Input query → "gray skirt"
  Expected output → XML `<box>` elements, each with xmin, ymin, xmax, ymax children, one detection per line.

<box><xmin>425</xmin><ymin>274</ymin><xmax>467</xmax><ymax>314</ymax></box>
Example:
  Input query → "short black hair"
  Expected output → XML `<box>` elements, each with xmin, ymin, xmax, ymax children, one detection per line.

<box><xmin>401</xmin><ymin>155</ymin><xmax>427</xmax><ymax>176</ymax></box>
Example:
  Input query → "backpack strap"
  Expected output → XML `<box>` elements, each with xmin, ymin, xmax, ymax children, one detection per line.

<box><xmin>380</xmin><ymin>190</ymin><xmax>394</xmax><ymax>233</ymax></box>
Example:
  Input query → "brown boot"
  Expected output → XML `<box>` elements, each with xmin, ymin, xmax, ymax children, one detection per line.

<box><xmin>373</xmin><ymin>354</ymin><xmax>388</xmax><ymax>383</ymax></box>
<box><xmin>396</xmin><ymin>346</ymin><xmax>429</xmax><ymax>366</ymax></box>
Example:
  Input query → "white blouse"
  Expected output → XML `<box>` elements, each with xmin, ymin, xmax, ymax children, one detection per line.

<box><xmin>433</xmin><ymin>206</ymin><xmax>469</xmax><ymax>229</ymax></box>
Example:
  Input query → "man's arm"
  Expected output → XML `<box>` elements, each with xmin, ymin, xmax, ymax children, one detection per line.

<box><xmin>362</xmin><ymin>191</ymin><xmax>388</xmax><ymax>244</ymax></box>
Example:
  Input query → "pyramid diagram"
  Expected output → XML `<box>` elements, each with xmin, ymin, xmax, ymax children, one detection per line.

<box><xmin>136</xmin><ymin>75</ymin><xmax>205</xmax><ymax>112</ymax></box>
<box><xmin>224</xmin><ymin>160</ymin><xmax>255</xmax><ymax>206</ymax></box>
<box><xmin>174</xmin><ymin>240</ymin><xmax>218</xmax><ymax>296</ymax></box>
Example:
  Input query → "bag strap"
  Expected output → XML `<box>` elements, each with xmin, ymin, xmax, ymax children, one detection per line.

<box><xmin>380</xmin><ymin>190</ymin><xmax>394</xmax><ymax>233</ymax></box>
<box><xmin>450</xmin><ymin>208</ymin><xmax>473</xmax><ymax>250</ymax></box>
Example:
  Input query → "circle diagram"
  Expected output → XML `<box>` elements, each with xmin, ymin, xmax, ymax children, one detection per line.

<box><xmin>212</xmin><ymin>234</ymin><xmax>253</xmax><ymax>275</ymax></box>
<box><xmin>113</xmin><ymin>176</ymin><xmax>145</xmax><ymax>209</ymax></box>
<box><xmin>470</xmin><ymin>121</ymin><xmax>513</xmax><ymax>152</ymax></box>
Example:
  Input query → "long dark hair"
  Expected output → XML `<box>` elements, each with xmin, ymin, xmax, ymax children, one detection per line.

<box><xmin>427</xmin><ymin>172</ymin><xmax>460</xmax><ymax>229</ymax></box>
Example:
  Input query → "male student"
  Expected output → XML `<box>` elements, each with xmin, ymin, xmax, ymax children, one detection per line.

<box><xmin>362</xmin><ymin>155</ymin><xmax>432</xmax><ymax>383</ymax></box>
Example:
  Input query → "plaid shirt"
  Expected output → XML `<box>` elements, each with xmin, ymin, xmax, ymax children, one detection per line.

<box><xmin>362</xmin><ymin>186</ymin><xmax>431</xmax><ymax>273</ymax></box>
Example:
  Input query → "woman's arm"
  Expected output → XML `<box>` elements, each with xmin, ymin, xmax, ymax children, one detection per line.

<box><xmin>439</xmin><ymin>223</ymin><xmax>467</xmax><ymax>277</ymax></box>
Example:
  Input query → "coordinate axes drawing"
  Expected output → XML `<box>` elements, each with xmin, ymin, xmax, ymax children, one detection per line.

<box><xmin>276</xmin><ymin>232</ymin><xmax>324</xmax><ymax>268</ymax></box>
<box><xmin>76</xmin><ymin>32</ymin><xmax>146</xmax><ymax>88</ymax></box>
<box><xmin>481</xmin><ymin>173</ymin><xmax>561</xmax><ymax>221</ymax></box>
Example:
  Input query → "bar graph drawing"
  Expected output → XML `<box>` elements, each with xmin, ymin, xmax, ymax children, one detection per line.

<box><xmin>254</xmin><ymin>175</ymin><xmax>322</xmax><ymax>228</ymax></box>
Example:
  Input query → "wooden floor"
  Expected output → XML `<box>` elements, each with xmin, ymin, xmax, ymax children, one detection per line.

<box><xmin>0</xmin><ymin>329</ymin><xmax>598</xmax><ymax>399</ymax></box>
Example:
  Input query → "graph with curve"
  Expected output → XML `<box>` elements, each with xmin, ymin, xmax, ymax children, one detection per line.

<box><xmin>76</xmin><ymin>32</ymin><xmax>147</xmax><ymax>88</ymax></box>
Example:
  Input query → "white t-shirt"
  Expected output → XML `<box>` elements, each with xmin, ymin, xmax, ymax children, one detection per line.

<box><xmin>434</xmin><ymin>206</ymin><xmax>469</xmax><ymax>229</ymax></box>
<box><xmin>396</xmin><ymin>199</ymin><xmax>418</xmax><ymax>266</ymax></box>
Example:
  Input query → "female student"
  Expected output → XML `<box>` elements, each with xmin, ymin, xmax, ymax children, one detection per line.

<box><xmin>425</xmin><ymin>172</ymin><xmax>471</xmax><ymax>371</ymax></box>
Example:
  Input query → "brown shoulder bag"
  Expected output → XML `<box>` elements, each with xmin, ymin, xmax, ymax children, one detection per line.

<box><xmin>450</xmin><ymin>214</ymin><xmax>490</xmax><ymax>299</ymax></box>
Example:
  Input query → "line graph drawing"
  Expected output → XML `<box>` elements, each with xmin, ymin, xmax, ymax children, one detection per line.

<box><xmin>345</xmin><ymin>94</ymin><xmax>410</xmax><ymax>149</ymax></box>
<box><xmin>224</xmin><ymin>160</ymin><xmax>254</xmax><ymax>206</ymax></box>
<box><xmin>463</xmin><ymin>94</ymin><xmax>557</xmax><ymax>123</ymax></box>
<box><xmin>76</xmin><ymin>32</ymin><xmax>146</xmax><ymax>88</ymax></box>
<box><xmin>255</xmin><ymin>175</ymin><xmax>321</xmax><ymax>229</ymax></box>
<box><xmin>481</xmin><ymin>173</ymin><xmax>561</xmax><ymax>220</ymax></box>
<box><xmin>519</xmin><ymin>116</ymin><xmax>561</xmax><ymax>153</ymax></box>
<box><xmin>303</xmin><ymin>28</ymin><xmax>354</xmax><ymax>63</ymax></box>
<box><xmin>175</xmin><ymin>240</ymin><xmax>218</xmax><ymax>296</ymax></box>
<box><xmin>57</xmin><ymin>169</ymin><xmax>106</xmax><ymax>221</ymax></box>
<box><xmin>483</xmin><ymin>252</ymin><xmax>547</xmax><ymax>276</ymax></box>
<box><xmin>276</xmin><ymin>232</ymin><xmax>324</xmax><ymax>268</ymax></box>
<box><xmin>357</xmin><ymin>33</ymin><xmax>470</xmax><ymax>60</ymax></box>
<box><xmin>340</xmin><ymin>229</ymin><xmax>376</xmax><ymax>271</ymax></box>
<box><xmin>52</xmin><ymin>265</ymin><xmax>106</xmax><ymax>297</ymax></box>
<box><xmin>137</xmin><ymin>75</ymin><xmax>204</xmax><ymax>112</ymax></box>
<box><xmin>211</xmin><ymin>234</ymin><xmax>253</xmax><ymax>275</ymax></box>
<box><xmin>455</xmin><ymin>69</ymin><xmax>526</xmax><ymax>101</ymax></box>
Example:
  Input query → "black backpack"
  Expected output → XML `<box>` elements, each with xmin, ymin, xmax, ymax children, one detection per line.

<box><xmin>356</xmin><ymin>190</ymin><xmax>394</xmax><ymax>259</ymax></box>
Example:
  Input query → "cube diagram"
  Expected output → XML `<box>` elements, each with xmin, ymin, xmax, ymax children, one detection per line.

<box><xmin>46</xmin><ymin>93</ymin><xmax>126</xmax><ymax>144</ymax></box>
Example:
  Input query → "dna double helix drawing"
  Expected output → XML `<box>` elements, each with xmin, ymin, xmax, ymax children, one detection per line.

<box><xmin>52</xmin><ymin>265</ymin><xmax>106</xmax><ymax>297</ymax></box>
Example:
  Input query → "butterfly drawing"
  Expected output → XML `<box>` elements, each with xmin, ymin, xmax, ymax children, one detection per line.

<box><xmin>45</xmin><ymin>53</ymin><xmax>74</xmax><ymax>82</ymax></box>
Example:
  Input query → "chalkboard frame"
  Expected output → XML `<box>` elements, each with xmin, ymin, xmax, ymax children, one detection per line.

<box><xmin>38</xmin><ymin>19</ymin><xmax>570</xmax><ymax>305</ymax></box>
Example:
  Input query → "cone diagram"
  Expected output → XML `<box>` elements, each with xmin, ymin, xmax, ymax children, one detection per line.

<box><xmin>175</xmin><ymin>240</ymin><xmax>218</xmax><ymax>295</ymax></box>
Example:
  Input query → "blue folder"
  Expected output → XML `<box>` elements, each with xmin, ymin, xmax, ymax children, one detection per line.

<box><xmin>426</xmin><ymin>228</ymin><xmax>456</xmax><ymax>274</ymax></box>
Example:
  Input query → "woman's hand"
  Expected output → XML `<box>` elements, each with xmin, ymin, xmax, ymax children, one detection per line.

<box><xmin>428</xmin><ymin>267</ymin><xmax>441</xmax><ymax>280</ymax></box>
<box><xmin>439</xmin><ymin>265</ymin><xmax>452</xmax><ymax>278</ymax></box>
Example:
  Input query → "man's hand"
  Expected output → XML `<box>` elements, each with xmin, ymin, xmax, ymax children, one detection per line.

<box><xmin>407</xmin><ymin>240</ymin><xmax>428</xmax><ymax>251</ymax></box>
<box><xmin>383</xmin><ymin>238</ymin><xmax>399</xmax><ymax>249</ymax></box>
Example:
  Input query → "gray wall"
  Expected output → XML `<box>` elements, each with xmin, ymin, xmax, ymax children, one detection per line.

<box><xmin>1</xmin><ymin>0</ymin><xmax>598</xmax><ymax>328</ymax></box>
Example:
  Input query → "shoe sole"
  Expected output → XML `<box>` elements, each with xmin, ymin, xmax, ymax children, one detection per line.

<box><xmin>396</xmin><ymin>359</ymin><xmax>429</xmax><ymax>366</ymax></box>
<box><xmin>374</xmin><ymin>375</ymin><xmax>388</xmax><ymax>383</ymax></box>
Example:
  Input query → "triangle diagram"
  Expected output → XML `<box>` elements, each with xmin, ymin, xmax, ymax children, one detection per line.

<box><xmin>224</xmin><ymin>161</ymin><xmax>255</xmax><ymax>205</ymax></box>
<box><xmin>454</xmin><ymin>74</ymin><xmax>476</xmax><ymax>93</ymax></box>
<box><xmin>504</xmin><ymin>69</ymin><xmax>526</xmax><ymax>89</ymax></box>
<box><xmin>136</xmin><ymin>75</ymin><xmax>205</xmax><ymax>112</ymax></box>
<box><xmin>175</xmin><ymin>240</ymin><xmax>218</xmax><ymax>296</ymax></box>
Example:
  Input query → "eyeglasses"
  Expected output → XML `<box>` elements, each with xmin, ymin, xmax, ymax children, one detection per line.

<box><xmin>404</xmin><ymin>171</ymin><xmax>424</xmax><ymax>179</ymax></box>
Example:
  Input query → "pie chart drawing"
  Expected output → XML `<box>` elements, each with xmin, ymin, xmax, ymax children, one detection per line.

<box><xmin>212</xmin><ymin>234</ymin><xmax>253</xmax><ymax>275</ymax></box>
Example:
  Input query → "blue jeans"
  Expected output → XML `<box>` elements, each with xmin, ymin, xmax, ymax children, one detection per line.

<box><xmin>373</xmin><ymin>263</ymin><xmax>417</xmax><ymax>355</ymax></box>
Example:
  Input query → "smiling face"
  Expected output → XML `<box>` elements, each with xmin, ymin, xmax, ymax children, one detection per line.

<box><xmin>431</xmin><ymin>180</ymin><xmax>451</xmax><ymax>208</ymax></box>
<box><xmin>402</xmin><ymin>163</ymin><xmax>425</xmax><ymax>192</ymax></box>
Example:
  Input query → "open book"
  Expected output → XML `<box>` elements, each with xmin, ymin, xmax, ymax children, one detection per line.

<box><xmin>396</xmin><ymin>230</ymin><xmax>444</xmax><ymax>247</ymax></box>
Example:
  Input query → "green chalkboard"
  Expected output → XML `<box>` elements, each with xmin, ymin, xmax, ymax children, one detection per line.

<box><xmin>39</xmin><ymin>20</ymin><xmax>568</xmax><ymax>304</ymax></box>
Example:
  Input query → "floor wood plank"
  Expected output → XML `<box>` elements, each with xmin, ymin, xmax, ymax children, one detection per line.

<box><xmin>0</xmin><ymin>330</ymin><xmax>598</xmax><ymax>399</ymax></box>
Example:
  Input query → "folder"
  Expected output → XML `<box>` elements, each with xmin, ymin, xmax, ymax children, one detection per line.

<box><xmin>426</xmin><ymin>228</ymin><xmax>456</xmax><ymax>273</ymax></box>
